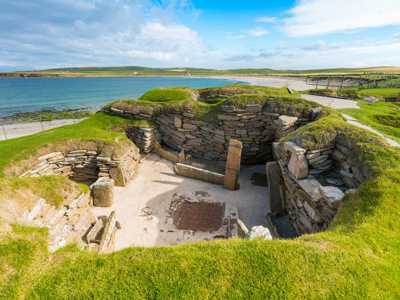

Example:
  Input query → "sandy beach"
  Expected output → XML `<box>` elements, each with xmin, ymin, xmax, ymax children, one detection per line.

<box><xmin>215</xmin><ymin>75</ymin><xmax>312</xmax><ymax>91</ymax></box>
<box><xmin>0</xmin><ymin>119</ymin><xmax>81</xmax><ymax>141</ymax></box>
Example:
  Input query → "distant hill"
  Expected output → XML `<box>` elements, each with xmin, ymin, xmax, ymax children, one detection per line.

<box><xmin>2</xmin><ymin>65</ymin><xmax>400</xmax><ymax>78</ymax></box>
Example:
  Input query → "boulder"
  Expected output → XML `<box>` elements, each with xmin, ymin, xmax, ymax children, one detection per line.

<box><xmin>92</xmin><ymin>178</ymin><xmax>114</xmax><ymax>207</ymax></box>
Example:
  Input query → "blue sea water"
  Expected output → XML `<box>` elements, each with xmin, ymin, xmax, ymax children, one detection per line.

<box><xmin>0</xmin><ymin>76</ymin><xmax>239</xmax><ymax>117</ymax></box>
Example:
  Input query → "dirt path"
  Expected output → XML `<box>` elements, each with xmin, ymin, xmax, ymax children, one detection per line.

<box><xmin>299</xmin><ymin>94</ymin><xmax>400</xmax><ymax>147</ymax></box>
<box><xmin>91</xmin><ymin>155</ymin><xmax>269</xmax><ymax>250</ymax></box>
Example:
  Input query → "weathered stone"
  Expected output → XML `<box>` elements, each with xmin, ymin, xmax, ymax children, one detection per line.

<box><xmin>303</xmin><ymin>201</ymin><xmax>321</xmax><ymax>222</ymax></box>
<box><xmin>275</xmin><ymin>115</ymin><xmax>298</xmax><ymax>128</ymax></box>
<box><xmin>320</xmin><ymin>186</ymin><xmax>344</xmax><ymax>208</ymax></box>
<box><xmin>224</xmin><ymin>139</ymin><xmax>242</xmax><ymax>191</ymax></box>
<box><xmin>174</xmin><ymin>116</ymin><xmax>182</xmax><ymax>128</ymax></box>
<box><xmin>99</xmin><ymin>211</ymin><xmax>118</xmax><ymax>253</ymax></box>
<box><xmin>174</xmin><ymin>163</ymin><xmax>224</xmax><ymax>185</ymax></box>
<box><xmin>297</xmin><ymin>179</ymin><xmax>322</xmax><ymax>201</ymax></box>
<box><xmin>288</xmin><ymin>152</ymin><xmax>309</xmax><ymax>179</ymax></box>
<box><xmin>266</xmin><ymin>162</ymin><xmax>284</xmax><ymax>216</ymax></box>
<box><xmin>284</xmin><ymin>141</ymin><xmax>306</xmax><ymax>155</ymax></box>
<box><xmin>92</xmin><ymin>178</ymin><xmax>114</xmax><ymax>207</ymax></box>
<box><xmin>248</xmin><ymin>226</ymin><xmax>273</xmax><ymax>240</ymax></box>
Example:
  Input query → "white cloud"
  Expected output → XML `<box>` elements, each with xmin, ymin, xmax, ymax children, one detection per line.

<box><xmin>283</xmin><ymin>0</ymin><xmax>400</xmax><ymax>37</ymax></box>
<box><xmin>247</xmin><ymin>28</ymin><xmax>269</xmax><ymax>37</ymax></box>
<box><xmin>256</xmin><ymin>16</ymin><xmax>276</xmax><ymax>23</ymax></box>
<box><xmin>0</xmin><ymin>0</ymin><xmax>206</xmax><ymax>69</ymax></box>
<box><xmin>224</xmin><ymin>39</ymin><xmax>400</xmax><ymax>69</ymax></box>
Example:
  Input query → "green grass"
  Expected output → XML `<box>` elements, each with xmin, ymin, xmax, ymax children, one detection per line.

<box><xmin>138</xmin><ymin>87</ymin><xmax>195</xmax><ymax>103</ymax></box>
<box><xmin>358</xmin><ymin>88</ymin><xmax>400</xmax><ymax>99</ymax></box>
<box><xmin>0</xmin><ymin>113</ymin><xmax>134</xmax><ymax>175</ymax></box>
<box><xmin>0</xmin><ymin>92</ymin><xmax>400</xmax><ymax>298</ymax></box>
<box><xmin>341</xmin><ymin>101</ymin><xmax>400</xmax><ymax>143</ymax></box>
<box><xmin>110</xmin><ymin>85</ymin><xmax>313</xmax><ymax>123</ymax></box>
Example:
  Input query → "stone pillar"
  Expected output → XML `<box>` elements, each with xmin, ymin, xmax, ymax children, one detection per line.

<box><xmin>266</xmin><ymin>161</ymin><xmax>284</xmax><ymax>216</ymax></box>
<box><xmin>224</xmin><ymin>139</ymin><xmax>242</xmax><ymax>191</ymax></box>
<box><xmin>92</xmin><ymin>177</ymin><xmax>114</xmax><ymax>207</ymax></box>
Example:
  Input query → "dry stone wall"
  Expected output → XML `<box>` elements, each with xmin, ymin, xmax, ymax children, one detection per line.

<box><xmin>108</xmin><ymin>101</ymin><xmax>321</xmax><ymax>163</ymax></box>
<box><xmin>272</xmin><ymin>135</ymin><xmax>370</xmax><ymax>234</ymax></box>
<box><xmin>21</xmin><ymin>142</ymin><xmax>140</xmax><ymax>186</ymax></box>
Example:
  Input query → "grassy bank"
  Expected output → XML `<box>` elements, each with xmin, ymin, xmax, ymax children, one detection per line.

<box><xmin>0</xmin><ymin>88</ymin><xmax>399</xmax><ymax>298</ymax></box>
<box><xmin>307</xmin><ymin>87</ymin><xmax>400</xmax><ymax>101</ymax></box>
<box><xmin>0</xmin><ymin>113</ymin><xmax>134</xmax><ymax>175</ymax></box>
<box><xmin>341</xmin><ymin>101</ymin><xmax>400</xmax><ymax>143</ymax></box>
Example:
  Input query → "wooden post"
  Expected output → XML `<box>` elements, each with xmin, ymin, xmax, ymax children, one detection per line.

<box><xmin>224</xmin><ymin>139</ymin><xmax>242</xmax><ymax>191</ymax></box>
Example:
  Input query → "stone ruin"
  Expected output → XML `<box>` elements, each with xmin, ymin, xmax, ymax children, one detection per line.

<box><xmin>21</xmin><ymin>143</ymin><xmax>140</xmax><ymax>186</ymax></box>
<box><xmin>107</xmin><ymin>97</ymin><xmax>322</xmax><ymax>164</ymax></box>
<box><xmin>269</xmin><ymin>133</ymin><xmax>369</xmax><ymax>234</ymax></box>
<box><xmin>15</xmin><ymin>141</ymin><xmax>140</xmax><ymax>252</ymax></box>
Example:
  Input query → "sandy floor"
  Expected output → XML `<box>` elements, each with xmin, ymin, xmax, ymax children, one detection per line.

<box><xmin>0</xmin><ymin>119</ymin><xmax>80</xmax><ymax>141</ymax></box>
<box><xmin>91</xmin><ymin>154</ymin><xmax>269</xmax><ymax>250</ymax></box>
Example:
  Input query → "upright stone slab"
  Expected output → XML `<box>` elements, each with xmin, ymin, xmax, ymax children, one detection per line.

<box><xmin>266</xmin><ymin>162</ymin><xmax>284</xmax><ymax>216</ymax></box>
<box><xmin>92</xmin><ymin>177</ymin><xmax>114</xmax><ymax>207</ymax></box>
<box><xmin>224</xmin><ymin>139</ymin><xmax>242</xmax><ymax>191</ymax></box>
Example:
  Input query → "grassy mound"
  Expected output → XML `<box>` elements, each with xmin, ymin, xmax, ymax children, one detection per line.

<box><xmin>0</xmin><ymin>89</ymin><xmax>399</xmax><ymax>298</ymax></box>
<box><xmin>109</xmin><ymin>85</ymin><xmax>315</xmax><ymax>121</ymax></box>
<box><xmin>138</xmin><ymin>87</ymin><xmax>195</xmax><ymax>103</ymax></box>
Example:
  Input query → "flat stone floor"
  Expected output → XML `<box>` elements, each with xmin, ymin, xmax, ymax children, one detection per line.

<box><xmin>91</xmin><ymin>154</ymin><xmax>269</xmax><ymax>250</ymax></box>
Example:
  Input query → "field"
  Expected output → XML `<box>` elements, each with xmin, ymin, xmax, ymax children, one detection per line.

<box><xmin>2</xmin><ymin>66</ymin><xmax>400</xmax><ymax>78</ymax></box>
<box><xmin>358</xmin><ymin>88</ymin><xmax>400</xmax><ymax>99</ymax></box>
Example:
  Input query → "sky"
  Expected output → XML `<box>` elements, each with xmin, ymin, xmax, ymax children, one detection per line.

<box><xmin>1</xmin><ymin>0</ymin><xmax>400</xmax><ymax>71</ymax></box>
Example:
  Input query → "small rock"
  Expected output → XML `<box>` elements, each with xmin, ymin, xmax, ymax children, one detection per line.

<box><xmin>248</xmin><ymin>226</ymin><xmax>273</xmax><ymax>240</ymax></box>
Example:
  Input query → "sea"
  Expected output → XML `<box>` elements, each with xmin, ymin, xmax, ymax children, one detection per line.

<box><xmin>0</xmin><ymin>76</ymin><xmax>240</xmax><ymax>117</ymax></box>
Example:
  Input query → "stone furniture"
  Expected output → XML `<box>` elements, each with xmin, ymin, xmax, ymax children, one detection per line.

<box><xmin>92</xmin><ymin>177</ymin><xmax>114</xmax><ymax>207</ymax></box>
<box><xmin>224</xmin><ymin>139</ymin><xmax>243</xmax><ymax>190</ymax></box>
<box><xmin>21</xmin><ymin>141</ymin><xmax>140</xmax><ymax>186</ymax></box>
<box><xmin>271</xmin><ymin>135</ymin><xmax>370</xmax><ymax>234</ymax></box>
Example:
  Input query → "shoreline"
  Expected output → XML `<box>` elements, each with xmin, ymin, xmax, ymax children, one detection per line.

<box><xmin>0</xmin><ymin>75</ymin><xmax>312</xmax><ymax>140</ymax></box>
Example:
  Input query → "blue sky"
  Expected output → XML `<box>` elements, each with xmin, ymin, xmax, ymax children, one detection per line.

<box><xmin>1</xmin><ymin>0</ymin><xmax>400</xmax><ymax>71</ymax></box>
